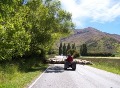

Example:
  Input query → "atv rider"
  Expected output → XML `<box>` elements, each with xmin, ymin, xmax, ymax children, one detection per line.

<box><xmin>64</xmin><ymin>55</ymin><xmax>76</xmax><ymax>70</ymax></box>
<box><xmin>66</xmin><ymin>55</ymin><xmax>73</xmax><ymax>63</ymax></box>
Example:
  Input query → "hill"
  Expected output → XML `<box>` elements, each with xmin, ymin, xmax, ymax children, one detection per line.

<box><xmin>60</xmin><ymin>27</ymin><xmax>120</xmax><ymax>53</ymax></box>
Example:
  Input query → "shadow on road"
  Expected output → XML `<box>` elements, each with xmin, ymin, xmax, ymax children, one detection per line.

<box><xmin>45</xmin><ymin>66</ymin><xmax>64</xmax><ymax>73</ymax></box>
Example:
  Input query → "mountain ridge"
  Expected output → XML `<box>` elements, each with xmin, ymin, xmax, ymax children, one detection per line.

<box><xmin>60</xmin><ymin>27</ymin><xmax>120</xmax><ymax>53</ymax></box>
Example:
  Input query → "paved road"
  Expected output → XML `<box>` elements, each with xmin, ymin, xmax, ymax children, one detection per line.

<box><xmin>29</xmin><ymin>64</ymin><xmax>120</xmax><ymax>88</ymax></box>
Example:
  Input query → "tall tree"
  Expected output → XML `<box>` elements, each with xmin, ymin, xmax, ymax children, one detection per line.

<box><xmin>0</xmin><ymin>0</ymin><xmax>75</xmax><ymax>61</ymax></box>
<box><xmin>24</xmin><ymin>0</ymin><xmax>74</xmax><ymax>56</ymax></box>
<box><xmin>72</xmin><ymin>43</ymin><xmax>76</xmax><ymax>50</ymax></box>
<box><xmin>80</xmin><ymin>44</ymin><xmax>87</xmax><ymax>56</ymax></box>
<box><xmin>67</xmin><ymin>43</ymin><xmax>71</xmax><ymax>52</ymax></box>
<box><xmin>63</xmin><ymin>43</ymin><xmax>66</xmax><ymax>55</ymax></box>
<box><xmin>59</xmin><ymin>42</ymin><xmax>62</xmax><ymax>55</ymax></box>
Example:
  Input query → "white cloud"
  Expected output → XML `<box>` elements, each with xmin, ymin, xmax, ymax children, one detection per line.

<box><xmin>59</xmin><ymin>0</ymin><xmax>120</xmax><ymax>28</ymax></box>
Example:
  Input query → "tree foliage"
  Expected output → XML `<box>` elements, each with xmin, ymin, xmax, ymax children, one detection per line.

<box><xmin>0</xmin><ymin>0</ymin><xmax>74</xmax><ymax>61</ymax></box>
<box><xmin>0</xmin><ymin>0</ymin><xmax>31</xmax><ymax>60</ymax></box>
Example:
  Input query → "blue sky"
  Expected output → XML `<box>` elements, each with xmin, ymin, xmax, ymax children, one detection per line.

<box><xmin>59</xmin><ymin>0</ymin><xmax>120</xmax><ymax>35</ymax></box>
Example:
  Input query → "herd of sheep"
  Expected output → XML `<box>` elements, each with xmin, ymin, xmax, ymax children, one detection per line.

<box><xmin>47</xmin><ymin>56</ymin><xmax>92</xmax><ymax>65</ymax></box>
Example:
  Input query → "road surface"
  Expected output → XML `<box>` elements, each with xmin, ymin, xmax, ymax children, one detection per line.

<box><xmin>28</xmin><ymin>64</ymin><xmax>120</xmax><ymax>88</ymax></box>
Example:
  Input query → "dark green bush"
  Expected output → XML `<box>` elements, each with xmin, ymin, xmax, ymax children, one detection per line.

<box><xmin>67</xmin><ymin>49</ymin><xmax>80</xmax><ymax>58</ymax></box>
<box><xmin>87</xmin><ymin>52</ymin><xmax>113</xmax><ymax>57</ymax></box>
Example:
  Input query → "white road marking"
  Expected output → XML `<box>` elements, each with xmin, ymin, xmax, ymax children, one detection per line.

<box><xmin>77</xmin><ymin>70</ymin><xmax>84</xmax><ymax>76</ymax></box>
<box><xmin>28</xmin><ymin>66</ymin><xmax>50</xmax><ymax>88</ymax></box>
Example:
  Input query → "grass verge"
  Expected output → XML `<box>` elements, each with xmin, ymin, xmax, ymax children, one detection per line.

<box><xmin>79</xmin><ymin>57</ymin><xmax>120</xmax><ymax>75</ymax></box>
<box><xmin>0</xmin><ymin>63</ymin><xmax>48</xmax><ymax>88</ymax></box>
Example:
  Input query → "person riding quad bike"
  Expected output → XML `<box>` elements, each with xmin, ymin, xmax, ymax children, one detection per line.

<box><xmin>66</xmin><ymin>55</ymin><xmax>73</xmax><ymax>62</ymax></box>
<box><xmin>64</xmin><ymin>55</ymin><xmax>76</xmax><ymax>70</ymax></box>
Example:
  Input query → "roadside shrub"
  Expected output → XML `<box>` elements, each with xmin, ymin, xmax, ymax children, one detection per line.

<box><xmin>67</xmin><ymin>49</ymin><xmax>80</xmax><ymax>58</ymax></box>
<box><xmin>87</xmin><ymin>52</ymin><xmax>113</xmax><ymax>57</ymax></box>
<box><xmin>73</xmin><ymin>52</ymin><xmax>80</xmax><ymax>58</ymax></box>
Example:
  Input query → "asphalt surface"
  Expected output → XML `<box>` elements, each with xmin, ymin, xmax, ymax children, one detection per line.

<box><xmin>28</xmin><ymin>64</ymin><xmax>120</xmax><ymax>88</ymax></box>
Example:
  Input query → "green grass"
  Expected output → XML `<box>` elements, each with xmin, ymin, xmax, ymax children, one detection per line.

<box><xmin>0</xmin><ymin>63</ymin><xmax>48</xmax><ymax>88</ymax></box>
<box><xmin>79</xmin><ymin>57</ymin><xmax>120</xmax><ymax>74</ymax></box>
<box><xmin>91</xmin><ymin>62</ymin><xmax>120</xmax><ymax>74</ymax></box>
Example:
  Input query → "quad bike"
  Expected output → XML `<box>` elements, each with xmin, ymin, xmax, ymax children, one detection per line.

<box><xmin>64</xmin><ymin>60</ymin><xmax>76</xmax><ymax>70</ymax></box>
